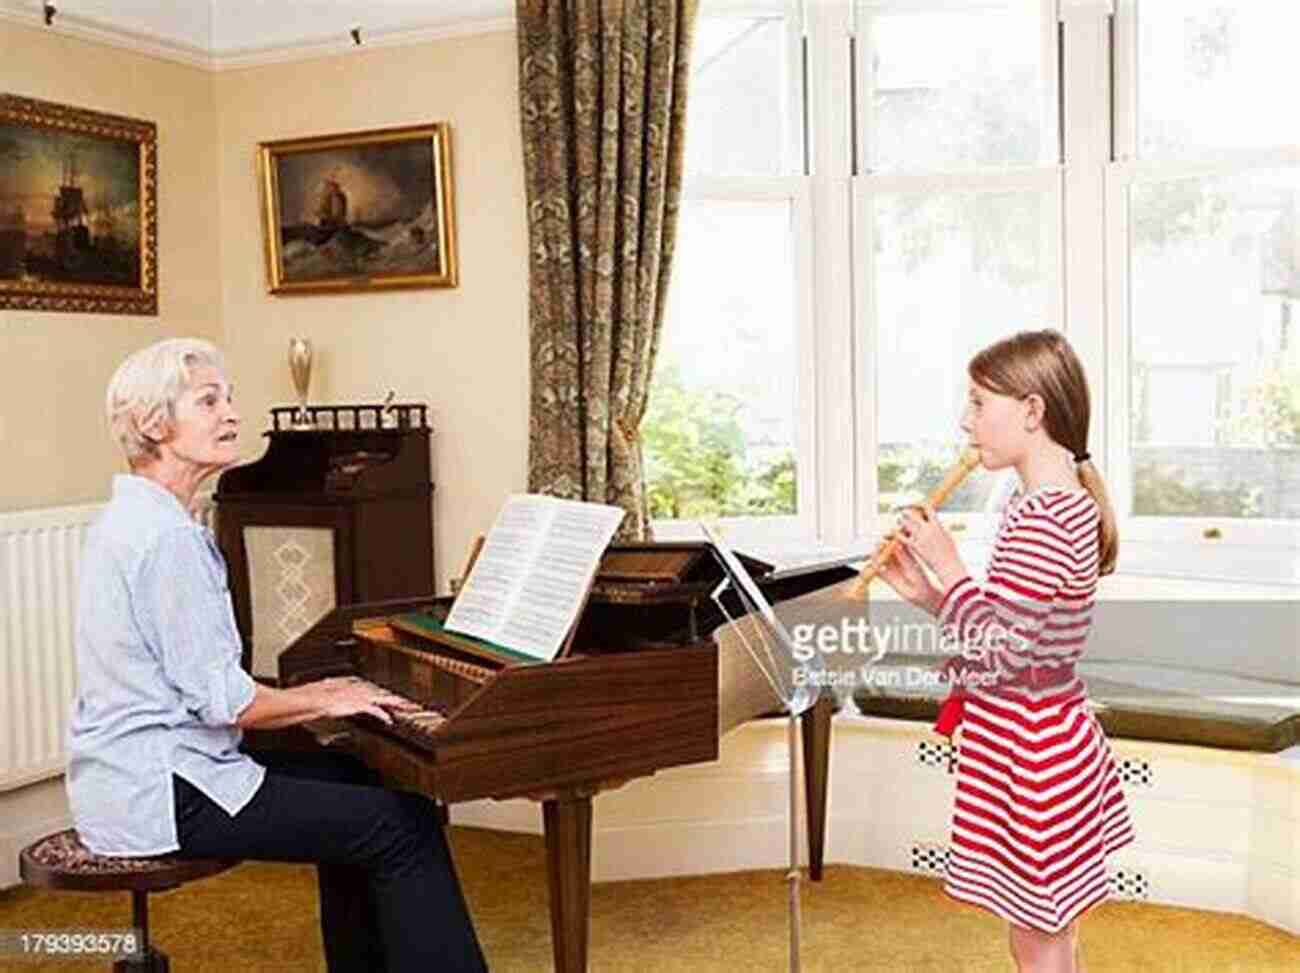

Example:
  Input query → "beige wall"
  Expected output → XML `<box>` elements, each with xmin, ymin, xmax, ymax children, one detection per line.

<box><xmin>0</xmin><ymin>21</ymin><xmax>223</xmax><ymax>510</ymax></box>
<box><xmin>214</xmin><ymin>31</ymin><xmax>529</xmax><ymax>593</ymax></box>
<box><xmin>1</xmin><ymin>28</ymin><xmax>527</xmax><ymax>877</ymax></box>
<box><xmin>1</xmin><ymin>24</ymin><xmax>529</xmax><ymax>592</ymax></box>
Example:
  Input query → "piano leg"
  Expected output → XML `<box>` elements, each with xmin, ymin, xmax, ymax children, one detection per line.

<box><xmin>543</xmin><ymin>793</ymin><xmax>593</xmax><ymax>973</ymax></box>
<box><xmin>801</xmin><ymin>694</ymin><xmax>833</xmax><ymax>881</ymax></box>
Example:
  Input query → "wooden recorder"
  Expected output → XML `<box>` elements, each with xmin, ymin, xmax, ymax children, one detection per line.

<box><xmin>847</xmin><ymin>447</ymin><xmax>982</xmax><ymax>600</ymax></box>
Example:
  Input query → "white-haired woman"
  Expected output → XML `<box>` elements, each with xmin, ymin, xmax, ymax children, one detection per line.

<box><xmin>67</xmin><ymin>338</ymin><xmax>486</xmax><ymax>972</ymax></box>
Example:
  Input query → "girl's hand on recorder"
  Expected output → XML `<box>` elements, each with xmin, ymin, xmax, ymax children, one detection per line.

<box><xmin>896</xmin><ymin>503</ymin><xmax>966</xmax><ymax>592</ymax></box>
<box><xmin>875</xmin><ymin>540</ymin><xmax>944</xmax><ymax>616</ymax></box>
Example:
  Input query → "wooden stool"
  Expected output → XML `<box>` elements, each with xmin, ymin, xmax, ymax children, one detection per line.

<box><xmin>20</xmin><ymin>829</ymin><xmax>239</xmax><ymax>972</ymax></box>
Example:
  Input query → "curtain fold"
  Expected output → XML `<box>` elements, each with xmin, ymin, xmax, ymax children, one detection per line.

<box><xmin>517</xmin><ymin>0</ymin><xmax>697</xmax><ymax>540</ymax></box>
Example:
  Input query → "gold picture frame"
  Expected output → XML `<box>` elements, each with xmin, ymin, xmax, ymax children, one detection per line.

<box><xmin>0</xmin><ymin>94</ymin><xmax>158</xmax><ymax>315</ymax></box>
<box><xmin>258</xmin><ymin>123</ymin><xmax>457</xmax><ymax>295</ymax></box>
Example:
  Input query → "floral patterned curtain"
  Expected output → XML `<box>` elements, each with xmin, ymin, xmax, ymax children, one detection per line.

<box><xmin>517</xmin><ymin>0</ymin><xmax>698</xmax><ymax>540</ymax></box>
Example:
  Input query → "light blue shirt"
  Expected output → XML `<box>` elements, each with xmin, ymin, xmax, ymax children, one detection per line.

<box><xmin>67</xmin><ymin>474</ymin><xmax>264</xmax><ymax>856</ymax></box>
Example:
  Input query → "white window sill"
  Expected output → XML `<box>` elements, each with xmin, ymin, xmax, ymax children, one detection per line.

<box><xmin>653</xmin><ymin>515</ymin><xmax>1299</xmax><ymax>589</ymax></box>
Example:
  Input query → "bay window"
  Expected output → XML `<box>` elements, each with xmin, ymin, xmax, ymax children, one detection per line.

<box><xmin>646</xmin><ymin>0</ymin><xmax>1299</xmax><ymax>583</ymax></box>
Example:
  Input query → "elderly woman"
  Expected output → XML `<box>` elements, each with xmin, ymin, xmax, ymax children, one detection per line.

<box><xmin>67</xmin><ymin>338</ymin><xmax>486</xmax><ymax>972</ymax></box>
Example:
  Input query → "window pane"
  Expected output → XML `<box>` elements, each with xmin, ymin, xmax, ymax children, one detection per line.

<box><xmin>646</xmin><ymin>200</ymin><xmax>799</xmax><ymax>519</ymax></box>
<box><xmin>1137</xmin><ymin>1</ymin><xmax>1300</xmax><ymax>158</ymax></box>
<box><xmin>867</xmin><ymin>3</ymin><xmax>1054</xmax><ymax>170</ymax></box>
<box><xmin>1129</xmin><ymin>169</ymin><xmax>1300</xmax><ymax>518</ymax></box>
<box><xmin>874</xmin><ymin>191</ymin><xmax>1059</xmax><ymax>512</ymax></box>
<box><xmin>685</xmin><ymin>15</ymin><xmax>791</xmax><ymax>177</ymax></box>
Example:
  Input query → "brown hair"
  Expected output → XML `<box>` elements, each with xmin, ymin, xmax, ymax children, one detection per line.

<box><xmin>968</xmin><ymin>329</ymin><xmax>1118</xmax><ymax>575</ymax></box>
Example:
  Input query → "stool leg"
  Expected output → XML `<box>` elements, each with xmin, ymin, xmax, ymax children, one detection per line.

<box><xmin>111</xmin><ymin>891</ymin><xmax>169</xmax><ymax>973</ymax></box>
<box><xmin>133</xmin><ymin>890</ymin><xmax>150</xmax><ymax>953</ymax></box>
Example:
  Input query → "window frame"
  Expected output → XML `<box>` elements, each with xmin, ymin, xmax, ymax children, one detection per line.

<box><xmin>853</xmin><ymin>0</ymin><xmax>1065</xmax><ymax>547</ymax></box>
<box><xmin>1105</xmin><ymin>0</ymin><xmax>1300</xmax><ymax>582</ymax></box>
<box><xmin>651</xmin><ymin>2</ymin><xmax>818</xmax><ymax>547</ymax></box>
<box><xmin>648</xmin><ymin>0</ymin><xmax>1300</xmax><ymax>585</ymax></box>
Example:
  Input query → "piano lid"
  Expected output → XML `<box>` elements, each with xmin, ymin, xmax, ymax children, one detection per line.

<box><xmin>590</xmin><ymin>542</ymin><xmax>772</xmax><ymax>607</ymax></box>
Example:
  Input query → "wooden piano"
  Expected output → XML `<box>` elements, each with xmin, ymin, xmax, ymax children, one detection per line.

<box><xmin>276</xmin><ymin>544</ymin><xmax>856</xmax><ymax>972</ymax></box>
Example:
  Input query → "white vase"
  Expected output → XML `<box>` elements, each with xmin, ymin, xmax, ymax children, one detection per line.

<box><xmin>288</xmin><ymin>337</ymin><xmax>314</xmax><ymax>429</ymax></box>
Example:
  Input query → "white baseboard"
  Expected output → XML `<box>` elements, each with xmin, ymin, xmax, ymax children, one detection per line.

<box><xmin>455</xmin><ymin>715</ymin><xmax>1300</xmax><ymax>934</ymax></box>
<box><xmin>1249</xmin><ymin>861</ymin><xmax>1300</xmax><ymax>935</ymax></box>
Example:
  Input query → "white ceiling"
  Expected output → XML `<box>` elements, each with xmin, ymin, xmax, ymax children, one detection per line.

<box><xmin>2</xmin><ymin>0</ymin><xmax>515</xmax><ymax>65</ymax></box>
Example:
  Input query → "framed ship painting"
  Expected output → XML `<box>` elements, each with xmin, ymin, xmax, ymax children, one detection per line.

<box><xmin>258</xmin><ymin>123</ymin><xmax>457</xmax><ymax>295</ymax></box>
<box><xmin>0</xmin><ymin>94</ymin><xmax>157</xmax><ymax>315</ymax></box>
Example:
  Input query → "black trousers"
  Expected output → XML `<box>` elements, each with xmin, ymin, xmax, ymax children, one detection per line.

<box><xmin>173</xmin><ymin>748</ymin><xmax>487</xmax><ymax>973</ymax></box>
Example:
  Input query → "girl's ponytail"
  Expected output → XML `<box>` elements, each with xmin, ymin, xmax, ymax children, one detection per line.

<box><xmin>1077</xmin><ymin>458</ymin><xmax>1118</xmax><ymax>576</ymax></box>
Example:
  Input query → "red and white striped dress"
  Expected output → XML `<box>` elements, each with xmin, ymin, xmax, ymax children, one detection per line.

<box><xmin>934</xmin><ymin>485</ymin><xmax>1134</xmax><ymax>934</ymax></box>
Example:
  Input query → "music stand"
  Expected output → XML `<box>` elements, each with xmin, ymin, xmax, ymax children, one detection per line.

<box><xmin>702</xmin><ymin>523</ymin><xmax>826</xmax><ymax>973</ymax></box>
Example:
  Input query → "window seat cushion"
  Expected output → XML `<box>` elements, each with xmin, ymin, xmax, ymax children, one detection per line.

<box><xmin>851</xmin><ymin>656</ymin><xmax>1300</xmax><ymax>752</ymax></box>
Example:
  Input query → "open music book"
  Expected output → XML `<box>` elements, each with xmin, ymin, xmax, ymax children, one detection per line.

<box><xmin>436</xmin><ymin>494</ymin><xmax>625</xmax><ymax>664</ymax></box>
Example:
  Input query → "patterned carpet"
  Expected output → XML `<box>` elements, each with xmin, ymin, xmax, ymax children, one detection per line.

<box><xmin>2</xmin><ymin>826</ymin><xmax>1297</xmax><ymax>971</ymax></box>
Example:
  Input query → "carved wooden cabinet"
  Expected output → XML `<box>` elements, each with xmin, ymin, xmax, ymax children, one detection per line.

<box><xmin>215</xmin><ymin>404</ymin><xmax>434</xmax><ymax>678</ymax></box>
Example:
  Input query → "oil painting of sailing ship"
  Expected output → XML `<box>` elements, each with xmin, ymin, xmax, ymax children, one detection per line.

<box><xmin>0</xmin><ymin>94</ymin><xmax>156</xmax><ymax>315</ymax></box>
<box><xmin>258</xmin><ymin>123</ymin><xmax>457</xmax><ymax>294</ymax></box>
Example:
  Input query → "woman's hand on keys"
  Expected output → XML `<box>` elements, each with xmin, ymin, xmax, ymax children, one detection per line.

<box><xmin>308</xmin><ymin>677</ymin><xmax>419</xmax><ymax>725</ymax></box>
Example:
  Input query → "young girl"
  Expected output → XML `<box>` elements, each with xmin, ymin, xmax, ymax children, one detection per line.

<box><xmin>878</xmin><ymin>329</ymin><xmax>1133</xmax><ymax>973</ymax></box>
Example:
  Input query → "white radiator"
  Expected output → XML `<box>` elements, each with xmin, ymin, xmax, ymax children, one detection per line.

<box><xmin>0</xmin><ymin>494</ymin><xmax>217</xmax><ymax>793</ymax></box>
<box><xmin>0</xmin><ymin>505</ymin><xmax>94</xmax><ymax>792</ymax></box>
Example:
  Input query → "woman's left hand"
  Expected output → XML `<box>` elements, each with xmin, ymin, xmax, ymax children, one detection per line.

<box><xmin>895</xmin><ymin>503</ymin><xmax>965</xmax><ymax>589</ymax></box>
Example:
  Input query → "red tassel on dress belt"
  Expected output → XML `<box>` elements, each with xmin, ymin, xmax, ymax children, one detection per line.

<box><xmin>933</xmin><ymin>691</ymin><xmax>966</xmax><ymax>738</ymax></box>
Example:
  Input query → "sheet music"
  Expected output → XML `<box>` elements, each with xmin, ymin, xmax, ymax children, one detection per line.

<box><xmin>444</xmin><ymin>494</ymin><xmax>625</xmax><ymax>661</ymax></box>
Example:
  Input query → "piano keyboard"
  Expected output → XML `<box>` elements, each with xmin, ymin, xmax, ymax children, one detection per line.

<box><xmin>393</xmin><ymin>705</ymin><xmax>448</xmax><ymax>736</ymax></box>
<box><xmin>354</xmin><ymin>678</ymin><xmax>448</xmax><ymax>747</ymax></box>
